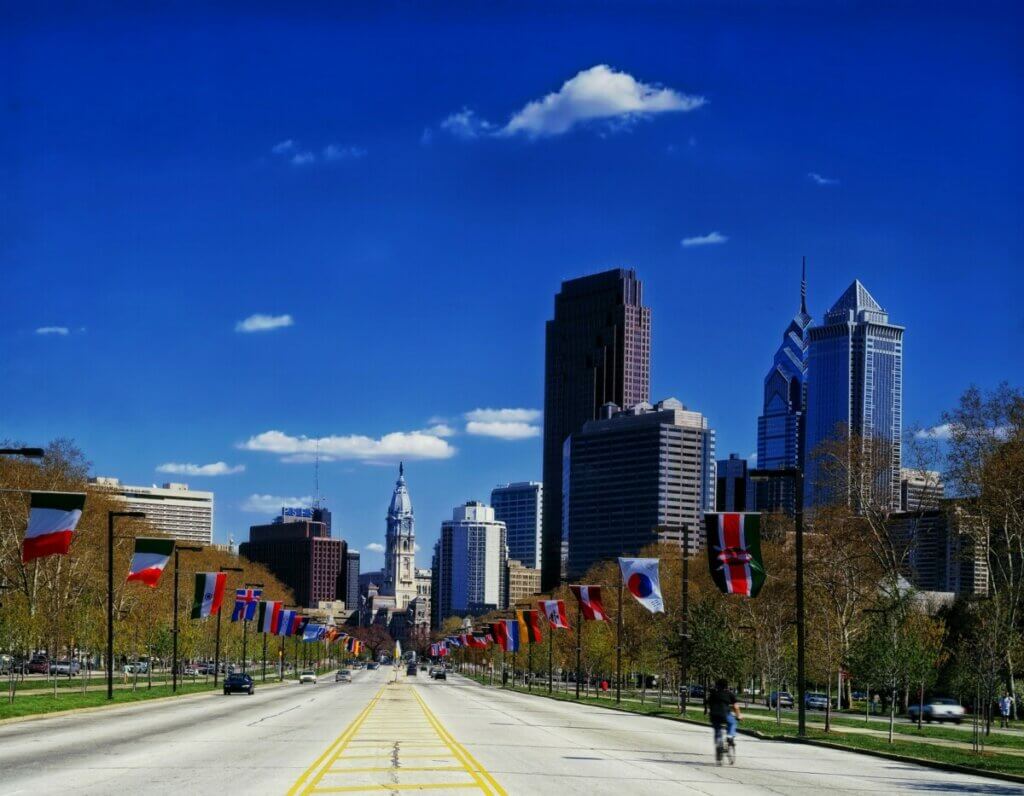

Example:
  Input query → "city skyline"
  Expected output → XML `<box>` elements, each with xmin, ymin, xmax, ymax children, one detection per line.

<box><xmin>4</xmin><ymin>5</ymin><xmax>1021</xmax><ymax>571</ymax></box>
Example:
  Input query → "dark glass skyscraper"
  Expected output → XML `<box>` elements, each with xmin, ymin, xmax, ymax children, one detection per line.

<box><xmin>804</xmin><ymin>280</ymin><xmax>904</xmax><ymax>509</ymax></box>
<box><xmin>541</xmin><ymin>268</ymin><xmax>651</xmax><ymax>590</ymax></box>
<box><xmin>755</xmin><ymin>262</ymin><xmax>811</xmax><ymax>513</ymax></box>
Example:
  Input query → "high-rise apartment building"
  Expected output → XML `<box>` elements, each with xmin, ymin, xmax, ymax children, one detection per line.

<box><xmin>888</xmin><ymin>502</ymin><xmax>988</xmax><ymax>596</ymax></box>
<box><xmin>432</xmin><ymin>502</ymin><xmax>508</xmax><ymax>626</ymax></box>
<box><xmin>900</xmin><ymin>469</ymin><xmax>944</xmax><ymax>512</ymax></box>
<box><xmin>755</xmin><ymin>262</ymin><xmax>811</xmax><ymax>514</ymax></box>
<box><xmin>804</xmin><ymin>281</ymin><xmax>904</xmax><ymax>510</ymax></box>
<box><xmin>505</xmin><ymin>559</ymin><xmax>542</xmax><ymax>608</ymax></box>
<box><xmin>383</xmin><ymin>463</ymin><xmax>417</xmax><ymax>610</ymax></box>
<box><xmin>542</xmin><ymin>268</ymin><xmax>651</xmax><ymax>590</ymax></box>
<box><xmin>240</xmin><ymin>516</ymin><xmax>343</xmax><ymax>608</ymax></box>
<box><xmin>342</xmin><ymin>548</ymin><xmax>360</xmax><ymax>610</ymax></box>
<box><xmin>716</xmin><ymin>453</ymin><xmax>750</xmax><ymax>512</ymax></box>
<box><xmin>563</xmin><ymin>398</ymin><xmax>714</xmax><ymax>578</ymax></box>
<box><xmin>491</xmin><ymin>482</ymin><xmax>543</xmax><ymax>569</ymax></box>
<box><xmin>88</xmin><ymin>477</ymin><xmax>213</xmax><ymax>546</ymax></box>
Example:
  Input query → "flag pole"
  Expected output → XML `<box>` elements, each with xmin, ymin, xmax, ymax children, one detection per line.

<box><xmin>680</xmin><ymin>524</ymin><xmax>690</xmax><ymax>715</ymax></box>
<box><xmin>547</xmin><ymin>615</ymin><xmax>553</xmax><ymax>694</ymax></box>
<box><xmin>575</xmin><ymin>600</ymin><xmax>582</xmax><ymax>700</ymax></box>
<box><xmin>262</xmin><ymin>630</ymin><xmax>268</xmax><ymax>682</ymax></box>
<box><xmin>616</xmin><ymin>566</ymin><xmax>623</xmax><ymax>704</ymax></box>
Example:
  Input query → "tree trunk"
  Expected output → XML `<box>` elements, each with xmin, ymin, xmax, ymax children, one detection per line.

<box><xmin>888</xmin><ymin>682</ymin><xmax>896</xmax><ymax>743</ymax></box>
<box><xmin>825</xmin><ymin>676</ymin><xmax>832</xmax><ymax>733</ymax></box>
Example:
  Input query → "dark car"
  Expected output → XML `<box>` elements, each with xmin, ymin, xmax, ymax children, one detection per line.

<box><xmin>406</xmin><ymin>664</ymin><xmax>418</xmax><ymax>676</ymax></box>
<box><xmin>28</xmin><ymin>655</ymin><xmax>49</xmax><ymax>674</ymax></box>
<box><xmin>768</xmin><ymin>691</ymin><xmax>795</xmax><ymax>709</ymax></box>
<box><xmin>223</xmin><ymin>673</ymin><xmax>254</xmax><ymax>695</ymax></box>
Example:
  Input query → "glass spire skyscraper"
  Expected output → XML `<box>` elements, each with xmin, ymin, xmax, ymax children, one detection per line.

<box><xmin>804</xmin><ymin>280</ymin><xmax>904</xmax><ymax>510</ymax></box>
<box><xmin>755</xmin><ymin>261</ymin><xmax>811</xmax><ymax>514</ymax></box>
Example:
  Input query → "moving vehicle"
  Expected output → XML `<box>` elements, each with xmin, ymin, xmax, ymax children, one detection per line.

<box><xmin>299</xmin><ymin>669</ymin><xmax>317</xmax><ymax>684</ymax></box>
<box><xmin>223</xmin><ymin>673</ymin><xmax>254</xmax><ymax>695</ymax></box>
<box><xmin>768</xmin><ymin>691</ymin><xmax>794</xmax><ymax>709</ymax></box>
<box><xmin>432</xmin><ymin>669</ymin><xmax>447</xmax><ymax>681</ymax></box>
<box><xmin>336</xmin><ymin>669</ymin><xmax>352</xmax><ymax>683</ymax></box>
<box><xmin>406</xmin><ymin>664</ymin><xmax>417</xmax><ymax>676</ymax></box>
<box><xmin>804</xmin><ymin>692</ymin><xmax>829</xmax><ymax>710</ymax></box>
<box><xmin>366</xmin><ymin>662</ymin><xmax>379</xmax><ymax>671</ymax></box>
<box><xmin>908</xmin><ymin>698</ymin><xmax>965</xmax><ymax>724</ymax></box>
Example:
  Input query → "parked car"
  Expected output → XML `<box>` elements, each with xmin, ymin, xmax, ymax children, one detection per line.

<box><xmin>299</xmin><ymin>670</ymin><xmax>317</xmax><ymax>684</ymax></box>
<box><xmin>28</xmin><ymin>655</ymin><xmax>50</xmax><ymax>674</ymax></box>
<box><xmin>336</xmin><ymin>669</ymin><xmax>352</xmax><ymax>683</ymax></box>
<box><xmin>223</xmin><ymin>673</ymin><xmax>254</xmax><ymax>695</ymax></box>
<box><xmin>851</xmin><ymin>690</ymin><xmax>868</xmax><ymax>701</ymax></box>
<box><xmin>183</xmin><ymin>665</ymin><xmax>199</xmax><ymax>676</ymax></box>
<box><xmin>50</xmin><ymin>660</ymin><xmax>81</xmax><ymax>676</ymax></box>
<box><xmin>908</xmin><ymin>698</ymin><xmax>965</xmax><ymax>724</ymax></box>
<box><xmin>406</xmin><ymin>664</ymin><xmax>418</xmax><ymax>676</ymax></box>
<box><xmin>805</xmin><ymin>692</ymin><xmax>829</xmax><ymax>710</ymax></box>
<box><xmin>367</xmin><ymin>662</ymin><xmax>379</xmax><ymax>671</ymax></box>
<box><xmin>768</xmin><ymin>691</ymin><xmax>795</xmax><ymax>709</ymax></box>
<box><xmin>432</xmin><ymin>669</ymin><xmax>447</xmax><ymax>681</ymax></box>
<box><xmin>123</xmin><ymin>662</ymin><xmax>149</xmax><ymax>674</ymax></box>
<box><xmin>682</xmin><ymin>684</ymin><xmax>704</xmax><ymax>699</ymax></box>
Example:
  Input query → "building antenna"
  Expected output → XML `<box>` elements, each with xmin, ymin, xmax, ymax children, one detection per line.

<box><xmin>314</xmin><ymin>438</ymin><xmax>321</xmax><ymax>509</ymax></box>
<box><xmin>800</xmin><ymin>255</ymin><xmax>807</xmax><ymax>315</ymax></box>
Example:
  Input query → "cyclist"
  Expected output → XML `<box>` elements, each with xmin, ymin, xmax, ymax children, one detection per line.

<box><xmin>709</xmin><ymin>677</ymin><xmax>742</xmax><ymax>763</ymax></box>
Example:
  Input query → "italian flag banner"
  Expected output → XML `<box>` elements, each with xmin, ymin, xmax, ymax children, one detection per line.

<box><xmin>22</xmin><ymin>491</ymin><xmax>86</xmax><ymax>563</ymax></box>
<box><xmin>126</xmin><ymin>537</ymin><xmax>175</xmax><ymax>587</ymax></box>
<box><xmin>190</xmin><ymin>572</ymin><xmax>227</xmax><ymax>619</ymax></box>
<box><xmin>705</xmin><ymin>512</ymin><xmax>766</xmax><ymax>597</ymax></box>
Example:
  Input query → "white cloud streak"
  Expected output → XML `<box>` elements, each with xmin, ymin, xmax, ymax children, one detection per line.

<box><xmin>235</xmin><ymin>314</ymin><xmax>294</xmax><ymax>333</ymax></box>
<box><xmin>324</xmin><ymin>144</ymin><xmax>367</xmax><ymax>161</ymax></box>
<box><xmin>808</xmin><ymin>172</ymin><xmax>839</xmax><ymax>186</ymax></box>
<box><xmin>241</xmin><ymin>494</ymin><xmax>313</xmax><ymax>513</ymax></box>
<box><xmin>681</xmin><ymin>231</ymin><xmax>728</xmax><ymax>247</ymax></box>
<box><xmin>157</xmin><ymin>461</ymin><xmax>245</xmax><ymax>476</ymax></box>
<box><xmin>272</xmin><ymin>140</ymin><xmax>295</xmax><ymax>154</ymax></box>
<box><xmin>440</xmin><ymin>108</ymin><xmax>495</xmax><ymax>140</ymax></box>
<box><xmin>240</xmin><ymin>428</ymin><xmax>455</xmax><ymax>462</ymax></box>
<box><xmin>465</xmin><ymin>408</ymin><xmax>541</xmax><ymax>423</ymax></box>
<box><xmin>35</xmin><ymin>326</ymin><xmax>70</xmax><ymax>336</ymax></box>
<box><xmin>365</xmin><ymin>542</ymin><xmax>385</xmax><ymax>553</ymax></box>
<box><xmin>466</xmin><ymin>421</ymin><xmax>541</xmax><ymax>440</ymax></box>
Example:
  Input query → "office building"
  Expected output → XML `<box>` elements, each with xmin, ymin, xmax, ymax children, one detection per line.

<box><xmin>900</xmin><ymin>469</ymin><xmax>944</xmax><ymax>512</ymax></box>
<box><xmin>505</xmin><ymin>559</ymin><xmax>542</xmax><ymax>608</ymax></box>
<box><xmin>542</xmin><ymin>268</ymin><xmax>651</xmax><ymax>590</ymax></box>
<box><xmin>88</xmin><ymin>477</ymin><xmax>213</xmax><ymax>546</ymax></box>
<box><xmin>342</xmin><ymin>548</ymin><xmax>360</xmax><ymax>610</ymax></box>
<box><xmin>888</xmin><ymin>502</ymin><xmax>988</xmax><ymax>596</ymax></box>
<box><xmin>240</xmin><ymin>515</ymin><xmax>343</xmax><ymax>608</ymax></box>
<box><xmin>383</xmin><ymin>464</ymin><xmax>418</xmax><ymax>610</ymax></box>
<box><xmin>804</xmin><ymin>281</ymin><xmax>904</xmax><ymax>510</ymax></box>
<box><xmin>491</xmin><ymin>482</ymin><xmax>543</xmax><ymax>569</ymax></box>
<box><xmin>716</xmin><ymin>453</ymin><xmax>750</xmax><ymax>512</ymax></box>
<box><xmin>432</xmin><ymin>502</ymin><xmax>508</xmax><ymax>625</ymax></box>
<box><xmin>755</xmin><ymin>262</ymin><xmax>812</xmax><ymax>513</ymax></box>
<box><xmin>563</xmin><ymin>398</ymin><xmax>714</xmax><ymax>578</ymax></box>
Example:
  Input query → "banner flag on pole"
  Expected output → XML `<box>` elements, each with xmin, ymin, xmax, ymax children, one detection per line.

<box><xmin>302</xmin><ymin>623</ymin><xmax>327</xmax><ymax>642</ymax></box>
<box><xmin>276</xmin><ymin>609</ymin><xmax>297</xmax><ymax>636</ymax></box>
<box><xmin>518</xmin><ymin>610</ymin><xmax>543</xmax><ymax>643</ymax></box>
<box><xmin>705</xmin><ymin>512</ymin><xmax>766</xmax><ymax>597</ymax></box>
<box><xmin>618</xmin><ymin>557</ymin><xmax>665</xmax><ymax>613</ymax></box>
<box><xmin>504</xmin><ymin>618</ymin><xmax>521</xmax><ymax>653</ymax></box>
<box><xmin>539</xmin><ymin>599</ymin><xmax>570</xmax><ymax>629</ymax></box>
<box><xmin>490</xmin><ymin>621</ymin><xmax>509</xmax><ymax>652</ymax></box>
<box><xmin>22</xmin><ymin>491</ymin><xmax>86</xmax><ymax>563</ymax></box>
<box><xmin>258</xmin><ymin>601</ymin><xmax>282</xmax><ymax>633</ymax></box>
<box><xmin>569</xmin><ymin>585</ymin><xmax>609</xmax><ymax>621</ymax></box>
<box><xmin>231</xmin><ymin>587</ymin><xmax>262</xmax><ymax>621</ymax></box>
<box><xmin>190</xmin><ymin>572</ymin><xmax>227</xmax><ymax>619</ymax></box>
<box><xmin>125</xmin><ymin>537</ymin><xmax>175</xmax><ymax>587</ymax></box>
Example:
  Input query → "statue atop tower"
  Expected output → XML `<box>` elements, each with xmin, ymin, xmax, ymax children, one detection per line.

<box><xmin>383</xmin><ymin>462</ymin><xmax>417</xmax><ymax>609</ymax></box>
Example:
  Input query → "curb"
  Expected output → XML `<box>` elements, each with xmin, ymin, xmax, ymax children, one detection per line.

<box><xmin>460</xmin><ymin>674</ymin><xmax>1024</xmax><ymax>784</ymax></box>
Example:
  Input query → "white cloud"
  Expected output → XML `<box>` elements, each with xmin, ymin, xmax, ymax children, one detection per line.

<box><xmin>365</xmin><ymin>542</ymin><xmax>385</xmax><ymax>553</ymax></box>
<box><xmin>240</xmin><ymin>428</ymin><xmax>455</xmax><ymax>462</ymax></box>
<box><xmin>235</xmin><ymin>313</ymin><xmax>294</xmax><ymax>333</ymax></box>
<box><xmin>35</xmin><ymin>326</ymin><xmax>69</xmax><ymax>336</ymax></box>
<box><xmin>681</xmin><ymin>231</ymin><xmax>728</xmax><ymax>247</ymax></box>
<box><xmin>425</xmin><ymin>424</ymin><xmax>457</xmax><ymax>438</ymax></box>
<box><xmin>466</xmin><ymin>421</ymin><xmax>541</xmax><ymax>440</ymax></box>
<box><xmin>271</xmin><ymin>140</ymin><xmax>295</xmax><ymax>155</ymax></box>
<box><xmin>440</xmin><ymin>108</ymin><xmax>495</xmax><ymax>140</ymax></box>
<box><xmin>916</xmin><ymin>424</ymin><xmax>953</xmax><ymax>440</ymax></box>
<box><xmin>291</xmin><ymin>151</ymin><xmax>315</xmax><ymax>166</ymax></box>
<box><xmin>324</xmin><ymin>144</ymin><xmax>367</xmax><ymax>161</ymax></box>
<box><xmin>808</xmin><ymin>172</ymin><xmax>839</xmax><ymax>186</ymax></box>
<box><xmin>241</xmin><ymin>493</ymin><xmax>313</xmax><ymax>513</ymax></box>
<box><xmin>465</xmin><ymin>408</ymin><xmax>542</xmax><ymax>423</ymax></box>
<box><xmin>748</xmin><ymin>452</ymin><xmax>758</xmax><ymax>462</ymax></box>
<box><xmin>499</xmin><ymin>65</ymin><xmax>705</xmax><ymax>138</ymax></box>
<box><xmin>157</xmin><ymin>461</ymin><xmax>245</xmax><ymax>476</ymax></box>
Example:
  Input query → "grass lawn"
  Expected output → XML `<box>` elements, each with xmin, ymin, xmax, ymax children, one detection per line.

<box><xmin>0</xmin><ymin>681</ymin><xmax>220</xmax><ymax>720</ymax></box>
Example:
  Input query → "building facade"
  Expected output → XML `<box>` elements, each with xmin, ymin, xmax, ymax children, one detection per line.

<box><xmin>888</xmin><ymin>502</ymin><xmax>988</xmax><ymax>596</ymax></box>
<box><xmin>716</xmin><ymin>453</ymin><xmax>750</xmax><ymax>512</ymax></box>
<box><xmin>505</xmin><ymin>559</ymin><xmax>542</xmax><ymax>608</ymax></box>
<box><xmin>89</xmin><ymin>477</ymin><xmax>213</xmax><ymax>546</ymax></box>
<box><xmin>541</xmin><ymin>268</ymin><xmax>651</xmax><ymax>591</ymax></box>
<box><xmin>383</xmin><ymin>463</ymin><xmax>417</xmax><ymax>610</ymax></box>
<box><xmin>491</xmin><ymin>482</ymin><xmax>543</xmax><ymax>569</ymax></box>
<box><xmin>755</xmin><ymin>262</ymin><xmax>811</xmax><ymax>514</ymax></box>
<box><xmin>804</xmin><ymin>280</ymin><xmax>904</xmax><ymax>510</ymax></box>
<box><xmin>239</xmin><ymin>517</ymin><xmax>343</xmax><ymax>608</ymax></box>
<box><xmin>342</xmin><ymin>548</ymin><xmax>360</xmax><ymax>611</ymax></box>
<box><xmin>900</xmin><ymin>469</ymin><xmax>944</xmax><ymax>512</ymax></box>
<box><xmin>563</xmin><ymin>398</ymin><xmax>714</xmax><ymax>578</ymax></box>
<box><xmin>433</xmin><ymin>502</ymin><xmax>508</xmax><ymax>626</ymax></box>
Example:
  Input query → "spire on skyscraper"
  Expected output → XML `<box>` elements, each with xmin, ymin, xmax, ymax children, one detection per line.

<box><xmin>801</xmin><ymin>256</ymin><xmax>807</xmax><ymax>315</ymax></box>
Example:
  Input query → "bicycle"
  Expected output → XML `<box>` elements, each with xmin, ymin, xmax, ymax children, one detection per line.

<box><xmin>713</xmin><ymin>722</ymin><xmax>737</xmax><ymax>766</ymax></box>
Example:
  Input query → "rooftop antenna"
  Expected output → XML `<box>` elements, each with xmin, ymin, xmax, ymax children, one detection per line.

<box><xmin>800</xmin><ymin>255</ymin><xmax>807</xmax><ymax>315</ymax></box>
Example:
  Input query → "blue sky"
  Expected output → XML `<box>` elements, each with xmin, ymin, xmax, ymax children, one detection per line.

<box><xmin>3</xmin><ymin>3</ymin><xmax>1022</xmax><ymax>571</ymax></box>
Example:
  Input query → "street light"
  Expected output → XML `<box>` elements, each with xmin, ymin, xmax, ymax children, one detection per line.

<box><xmin>242</xmin><ymin>581</ymin><xmax>264</xmax><ymax>676</ymax></box>
<box><xmin>213</xmin><ymin>566</ymin><xmax>243</xmax><ymax>686</ymax></box>
<box><xmin>750</xmin><ymin>465</ymin><xmax>806</xmax><ymax>737</ymax></box>
<box><xmin>107</xmin><ymin>510</ymin><xmax>146</xmax><ymax>700</ymax></box>
<box><xmin>0</xmin><ymin>448</ymin><xmax>45</xmax><ymax>458</ymax></box>
<box><xmin>172</xmin><ymin>545</ymin><xmax>203</xmax><ymax>692</ymax></box>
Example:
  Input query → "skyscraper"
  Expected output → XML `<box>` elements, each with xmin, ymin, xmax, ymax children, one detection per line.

<box><xmin>491</xmin><ymin>481</ymin><xmax>542</xmax><ymax>569</ymax></box>
<box><xmin>716</xmin><ymin>453</ymin><xmax>750</xmax><ymax>512</ymax></box>
<box><xmin>563</xmin><ymin>398</ymin><xmax>714</xmax><ymax>577</ymax></box>
<box><xmin>804</xmin><ymin>280</ymin><xmax>904</xmax><ymax>509</ymax></box>
<box><xmin>383</xmin><ymin>463</ymin><xmax>417</xmax><ymax>609</ymax></box>
<box><xmin>755</xmin><ymin>261</ymin><xmax>811</xmax><ymax>514</ymax></box>
<box><xmin>541</xmin><ymin>268</ymin><xmax>651</xmax><ymax>590</ymax></box>
<box><xmin>432</xmin><ymin>502</ymin><xmax>508</xmax><ymax>626</ymax></box>
<box><xmin>240</xmin><ymin>515</ymin><xmax>342</xmax><ymax>608</ymax></box>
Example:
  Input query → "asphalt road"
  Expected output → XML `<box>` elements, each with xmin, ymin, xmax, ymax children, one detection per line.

<box><xmin>1</xmin><ymin>667</ymin><xmax>1020</xmax><ymax>795</ymax></box>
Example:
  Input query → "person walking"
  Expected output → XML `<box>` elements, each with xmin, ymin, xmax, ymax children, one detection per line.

<box><xmin>1000</xmin><ymin>693</ymin><xmax>1013</xmax><ymax>728</ymax></box>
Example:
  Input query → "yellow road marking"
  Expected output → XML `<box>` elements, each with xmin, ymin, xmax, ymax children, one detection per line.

<box><xmin>311</xmin><ymin>785</ymin><xmax>480</xmax><ymax>793</ymax></box>
<box><xmin>327</xmin><ymin>766</ymin><xmax>467</xmax><ymax>773</ymax></box>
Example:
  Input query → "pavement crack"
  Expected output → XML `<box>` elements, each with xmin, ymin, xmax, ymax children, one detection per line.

<box><xmin>246</xmin><ymin>704</ymin><xmax>300</xmax><ymax>726</ymax></box>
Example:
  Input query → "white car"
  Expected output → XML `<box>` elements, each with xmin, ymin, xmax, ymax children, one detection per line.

<box><xmin>908</xmin><ymin>697</ymin><xmax>965</xmax><ymax>724</ymax></box>
<box><xmin>298</xmin><ymin>670</ymin><xmax>317</xmax><ymax>684</ymax></box>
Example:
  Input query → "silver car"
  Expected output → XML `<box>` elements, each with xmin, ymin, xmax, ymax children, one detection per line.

<box><xmin>908</xmin><ymin>698</ymin><xmax>965</xmax><ymax>724</ymax></box>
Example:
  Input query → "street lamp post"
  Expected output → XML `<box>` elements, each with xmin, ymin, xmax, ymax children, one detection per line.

<box><xmin>750</xmin><ymin>466</ymin><xmax>806</xmax><ymax>737</ymax></box>
<box><xmin>242</xmin><ymin>581</ymin><xmax>263</xmax><ymax>676</ymax></box>
<box><xmin>213</xmin><ymin>566</ymin><xmax>243</xmax><ymax>686</ymax></box>
<box><xmin>172</xmin><ymin>545</ymin><xmax>203</xmax><ymax>693</ymax></box>
<box><xmin>107</xmin><ymin>510</ymin><xmax>145</xmax><ymax>700</ymax></box>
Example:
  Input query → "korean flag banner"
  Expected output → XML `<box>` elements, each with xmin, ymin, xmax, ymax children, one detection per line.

<box><xmin>705</xmin><ymin>512</ymin><xmax>766</xmax><ymax>597</ymax></box>
<box><xmin>618</xmin><ymin>557</ymin><xmax>665</xmax><ymax>613</ymax></box>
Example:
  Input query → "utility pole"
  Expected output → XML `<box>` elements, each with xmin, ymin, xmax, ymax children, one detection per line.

<box><xmin>171</xmin><ymin>545</ymin><xmax>203</xmax><ymax>693</ymax></box>
<box><xmin>107</xmin><ymin>510</ymin><xmax>145</xmax><ymax>700</ymax></box>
